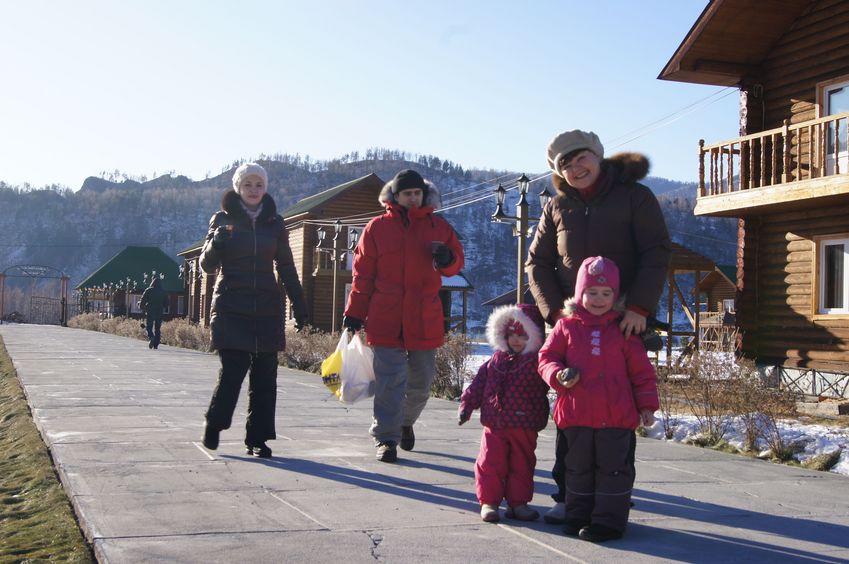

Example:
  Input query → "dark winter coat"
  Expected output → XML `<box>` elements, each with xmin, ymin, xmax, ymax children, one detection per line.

<box><xmin>344</xmin><ymin>181</ymin><xmax>464</xmax><ymax>350</ymax></box>
<box><xmin>200</xmin><ymin>190</ymin><xmax>307</xmax><ymax>353</ymax></box>
<box><xmin>459</xmin><ymin>305</ymin><xmax>550</xmax><ymax>431</ymax></box>
<box><xmin>526</xmin><ymin>153</ymin><xmax>671</xmax><ymax>324</ymax></box>
<box><xmin>538</xmin><ymin>298</ymin><xmax>659</xmax><ymax>430</ymax></box>
<box><xmin>140</xmin><ymin>279</ymin><xmax>168</xmax><ymax>320</ymax></box>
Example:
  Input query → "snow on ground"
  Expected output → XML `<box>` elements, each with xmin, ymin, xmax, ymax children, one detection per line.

<box><xmin>463</xmin><ymin>342</ymin><xmax>849</xmax><ymax>477</ymax></box>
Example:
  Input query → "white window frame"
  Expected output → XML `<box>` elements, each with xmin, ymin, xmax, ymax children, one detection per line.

<box><xmin>817</xmin><ymin>236</ymin><xmax>849</xmax><ymax>315</ymax></box>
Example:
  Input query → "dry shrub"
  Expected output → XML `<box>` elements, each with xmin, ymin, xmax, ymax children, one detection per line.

<box><xmin>432</xmin><ymin>331</ymin><xmax>471</xmax><ymax>400</ymax></box>
<box><xmin>676</xmin><ymin>351</ymin><xmax>738</xmax><ymax>446</ymax></box>
<box><xmin>656</xmin><ymin>366</ymin><xmax>683</xmax><ymax>440</ymax></box>
<box><xmin>67</xmin><ymin>312</ymin><xmax>102</xmax><ymax>331</ymax></box>
<box><xmin>802</xmin><ymin>448</ymin><xmax>842</xmax><ymax>471</ymax></box>
<box><xmin>752</xmin><ymin>385</ymin><xmax>799</xmax><ymax>461</ymax></box>
<box><xmin>160</xmin><ymin>318</ymin><xmax>210</xmax><ymax>351</ymax></box>
<box><xmin>101</xmin><ymin>316</ymin><xmax>146</xmax><ymax>339</ymax></box>
<box><xmin>283</xmin><ymin>325</ymin><xmax>339</xmax><ymax>372</ymax></box>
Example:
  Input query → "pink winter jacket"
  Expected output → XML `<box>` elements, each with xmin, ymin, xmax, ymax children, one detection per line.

<box><xmin>538</xmin><ymin>301</ymin><xmax>658</xmax><ymax>430</ymax></box>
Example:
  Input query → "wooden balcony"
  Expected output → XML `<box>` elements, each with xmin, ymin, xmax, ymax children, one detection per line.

<box><xmin>695</xmin><ymin>110</ymin><xmax>849</xmax><ymax>217</ymax></box>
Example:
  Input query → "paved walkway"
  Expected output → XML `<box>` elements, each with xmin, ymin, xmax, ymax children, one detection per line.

<box><xmin>2</xmin><ymin>323</ymin><xmax>849</xmax><ymax>563</ymax></box>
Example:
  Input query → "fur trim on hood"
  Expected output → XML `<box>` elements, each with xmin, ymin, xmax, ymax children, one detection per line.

<box><xmin>551</xmin><ymin>152</ymin><xmax>649</xmax><ymax>195</ymax></box>
<box><xmin>220</xmin><ymin>189</ymin><xmax>278</xmax><ymax>222</ymax></box>
<box><xmin>486</xmin><ymin>305</ymin><xmax>544</xmax><ymax>354</ymax></box>
<box><xmin>378</xmin><ymin>179</ymin><xmax>442</xmax><ymax>210</ymax></box>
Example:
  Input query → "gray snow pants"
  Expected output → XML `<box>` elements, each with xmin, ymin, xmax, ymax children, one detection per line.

<box><xmin>369</xmin><ymin>347</ymin><xmax>436</xmax><ymax>445</ymax></box>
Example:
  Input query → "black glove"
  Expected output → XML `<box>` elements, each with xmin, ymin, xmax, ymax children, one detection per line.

<box><xmin>212</xmin><ymin>226</ymin><xmax>231</xmax><ymax>249</ymax></box>
<box><xmin>342</xmin><ymin>315</ymin><xmax>363</xmax><ymax>333</ymax></box>
<box><xmin>458</xmin><ymin>409</ymin><xmax>471</xmax><ymax>426</ymax></box>
<box><xmin>641</xmin><ymin>330</ymin><xmax>664</xmax><ymax>352</ymax></box>
<box><xmin>295</xmin><ymin>316</ymin><xmax>308</xmax><ymax>333</ymax></box>
<box><xmin>557</xmin><ymin>367</ymin><xmax>579</xmax><ymax>385</ymax></box>
<box><xmin>432</xmin><ymin>243</ymin><xmax>454</xmax><ymax>268</ymax></box>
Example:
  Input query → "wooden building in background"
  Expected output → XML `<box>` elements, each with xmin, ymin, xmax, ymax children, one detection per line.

<box><xmin>660</xmin><ymin>0</ymin><xmax>849</xmax><ymax>397</ymax></box>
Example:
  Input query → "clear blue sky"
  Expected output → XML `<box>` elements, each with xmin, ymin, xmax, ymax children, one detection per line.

<box><xmin>0</xmin><ymin>1</ymin><xmax>738</xmax><ymax>190</ymax></box>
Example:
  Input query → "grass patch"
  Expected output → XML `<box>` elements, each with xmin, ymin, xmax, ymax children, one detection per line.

<box><xmin>0</xmin><ymin>336</ymin><xmax>94</xmax><ymax>563</ymax></box>
<box><xmin>802</xmin><ymin>449</ymin><xmax>843</xmax><ymax>472</ymax></box>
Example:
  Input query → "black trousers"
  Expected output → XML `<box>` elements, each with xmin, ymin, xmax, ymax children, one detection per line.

<box><xmin>205</xmin><ymin>349</ymin><xmax>278</xmax><ymax>445</ymax></box>
<box><xmin>552</xmin><ymin>427</ymin><xmax>637</xmax><ymax>503</ymax></box>
<box><xmin>145</xmin><ymin>315</ymin><xmax>162</xmax><ymax>347</ymax></box>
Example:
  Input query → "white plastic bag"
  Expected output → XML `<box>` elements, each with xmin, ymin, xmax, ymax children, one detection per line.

<box><xmin>339</xmin><ymin>333</ymin><xmax>375</xmax><ymax>404</ymax></box>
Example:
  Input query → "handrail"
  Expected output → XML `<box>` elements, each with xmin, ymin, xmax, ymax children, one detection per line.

<box><xmin>698</xmin><ymin>110</ymin><xmax>849</xmax><ymax>197</ymax></box>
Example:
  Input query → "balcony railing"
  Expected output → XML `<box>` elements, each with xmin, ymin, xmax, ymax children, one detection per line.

<box><xmin>698</xmin><ymin>110</ymin><xmax>849</xmax><ymax>197</ymax></box>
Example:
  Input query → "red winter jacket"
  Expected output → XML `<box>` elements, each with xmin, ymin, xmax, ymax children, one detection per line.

<box><xmin>538</xmin><ymin>301</ymin><xmax>658</xmax><ymax>430</ymax></box>
<box><xmin>344</xmin><ymin>183</ymin><xmax>464</xmax><ymax>350</ymax></box>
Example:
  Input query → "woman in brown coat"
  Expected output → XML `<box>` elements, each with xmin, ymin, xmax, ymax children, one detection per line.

<box><xmin>526</xmin><ymin>130</ymin><xmax>671</xmax><ymax>525</ymax></box>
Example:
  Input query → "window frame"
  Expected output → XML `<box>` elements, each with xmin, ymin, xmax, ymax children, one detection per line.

<box><xmin>814</xmin><ymin>234</ymin><xmax>849</xmax><ymax>316</ymax></box>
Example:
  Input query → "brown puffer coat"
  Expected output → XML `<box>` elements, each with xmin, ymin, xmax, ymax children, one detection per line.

<box><xmin>200</xmin><ymin>190</ymin><xmax>307</xmax><ymax>352</ymax></box>
<box><xmin>526</xmin><ymin>153</ymin><xmax>671</xmax><ymax>324</ymax></box>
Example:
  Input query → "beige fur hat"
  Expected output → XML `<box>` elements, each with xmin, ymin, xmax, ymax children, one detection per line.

<box><xmin>546</xmin><ymin>130</ymin><xmax>604</xmax><ymax>177</ymax></box>
<box><xmin>232</xmin><ymin>162</ymin><xmax>268</xmax><ymax>193</ymax></box>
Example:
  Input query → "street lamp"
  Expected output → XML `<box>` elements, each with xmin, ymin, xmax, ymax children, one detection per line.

<box><xmin>491</xmin><ymin>174</ymin><xmax>553</xmax><ymax>304</ymax></box>
<box><xmin>314</xmin><ymin>220</ymin><xmax>345</xmax><ymax>332</ymax></box>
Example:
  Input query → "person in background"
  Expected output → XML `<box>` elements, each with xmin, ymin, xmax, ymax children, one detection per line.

<box><xmin>200</xmin><ymin>162</ymin><xmax>307</xmax><ymax>459</ymax></box>
<box><xmin>538</xmin><ymin>256</ymin><xmax>658</xmax><ymax>542</ymax></box>
<box><xmin>526</xmin><ymin>129</ymin><xmax>671</xmax><ymax>524</ymax></box>
<box><xmin>139</xmin><ymin>276</ymin><xmax>168</xmax><ymax>349</ymax></box>
<box><xmin>343</xmin><ymin>169</ymin><xmax>464</xmax><ymax>463</ymax></box>
<box><xmin>458</xmin><ymin>303</ymin><xmax>550</xmax><ymax>523</ymax></box>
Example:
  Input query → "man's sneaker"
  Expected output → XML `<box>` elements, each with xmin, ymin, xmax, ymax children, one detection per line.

<box><xmin>578</xmin><ymin>523</ymin><xmax>623</xmax><ymax>543</ymax></box>
<box><xmin>376</xmin><ymin>441</ymin><xmax>397</xmax><ymax>463</ymax></box>
<box><xmin>400</xmin><ymin>426</ymin><xmax>415</xmax><ymax>451</ymax></box>
<box><xmin>480</xmin><ymin>504</ymin><xmax>500</xmax><ymax>522</ymax></box>
<box><xmin>505</xmin><ymin>504</ymin><xmax>539</xmax><ymax>521</ymax></box>
<box><xmin>202</xmin><ymin>423</ymin><xmax>219</xmax><ymax>450</ymax></box>
<box><xmin>543</xmin><ymin>502</ymin><xmax>566</xmax><ymax>524</ymax></box>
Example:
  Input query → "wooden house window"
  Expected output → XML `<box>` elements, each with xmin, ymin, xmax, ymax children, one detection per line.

<box><xmin>817</xmin><ymin>76</ymin><xmax>849</xmax><ymax>175</ymax></box>
<box><xmin>817</xmin><ymin>236</ymin><xmax>849</xmax><ymax>314</ymax></box>
<box><xmin>177</xmin><ymin>295</ymin><xmax>186</xmax><ymax>315</ymax></box>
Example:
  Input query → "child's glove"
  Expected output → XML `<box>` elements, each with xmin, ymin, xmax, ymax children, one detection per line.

<box><xmin>457</xmin><ymin>408</ymin><xmax>471</xmax><ymax>425</ymax></box>
<box><xmin>640</xmin><ymin>409</ymin><xmax>656</xmax><ymax>427</ymax></box>
<box><xmin>557</xmin><ymin>367</ymin><xmax>580</xmax><ymax>387</ymax></box>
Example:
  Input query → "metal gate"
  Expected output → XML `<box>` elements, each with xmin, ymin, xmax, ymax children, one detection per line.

<box><xmin>30</xmin><ymin>296</ymin><xmax>63</xmax><ymax>325</ymax></box>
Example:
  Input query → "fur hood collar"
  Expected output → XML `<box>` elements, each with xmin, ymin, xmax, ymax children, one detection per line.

<box><xmin>486</xmin><ymin>305</ymin><xmax>544</xmax><ymax>354</ymax></box>
<box><xmin>378</xmin><ymin>179</ymin><xmax>442</xmax><ymax>210</ymax></box>
<box><xmin>220</xmin><ymin>189</ymin><xmax>278</xmax><ymax>223</ymax></box>
<box><xmin>552</xmin><ymin>152</ymin><xmax>649</xmax><ymax>196</ymax></box>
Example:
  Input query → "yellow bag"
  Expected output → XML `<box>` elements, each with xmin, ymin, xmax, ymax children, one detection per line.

<box><xmin>320</xmin><ymin>333</ymin><xmax>346</xmax><ymax>398</ymax></box>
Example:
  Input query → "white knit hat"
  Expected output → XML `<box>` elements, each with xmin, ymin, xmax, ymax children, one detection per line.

<box><xmin>232</xmin><ymin>162</ymin><xmax>268</xmax><ymax>192</ymax></box>
<box><xmin>546</xmin><ymin>130</ymin><xmax>604</xmax><ymax>177</ymax></box>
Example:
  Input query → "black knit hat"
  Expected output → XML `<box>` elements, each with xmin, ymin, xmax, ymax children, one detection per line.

<box><xmin>390</xmin><ymin>169</ymin><xmax>426</xmax><ymax>194</ymax></box>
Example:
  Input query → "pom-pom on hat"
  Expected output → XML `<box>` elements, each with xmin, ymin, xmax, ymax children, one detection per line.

<box><xmin>390</xmin><ymin>169</ymin><xmax>427</xmax><ymax>194</ymax></box>
<box><xmin>232</xmin><ymin>162</ymin><xmax>268</xmax><ymax>193</ymax></box>
<box><xmin>574</xmin><ymin>256</ymin><xmax>620</xmax><ymax>301</ymax></box>
<box><xmin>546</xmin><ymin>130</ymin><xmax>604</xmax><ymax>177</ymax></box>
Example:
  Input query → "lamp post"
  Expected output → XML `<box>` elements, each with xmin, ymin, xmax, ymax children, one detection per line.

<box><xmin>315</xmin><ymin>220</ymin><xmax>344</xmax><ymax>332</ymax></box>
<box><xmin>491</xmin><ymin>174</ymin><xmax>552</xmax><ymax>304</ymax></box>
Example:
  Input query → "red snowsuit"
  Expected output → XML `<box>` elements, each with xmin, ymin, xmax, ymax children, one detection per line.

<box><xmin>538</xmin><ymin>301</ymin><xmax>658</xmax><ymax>532</ymax></box>
<box><xmin>459</xmin><ymin>305</ymin><xmax>549</xmax><ymax>508</ymax></box>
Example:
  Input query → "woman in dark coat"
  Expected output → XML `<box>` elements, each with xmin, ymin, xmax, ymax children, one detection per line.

<box><xmin>200</xmin><ymin>162</ymin><xmax>307</xmax><ymax>458</ymax></box>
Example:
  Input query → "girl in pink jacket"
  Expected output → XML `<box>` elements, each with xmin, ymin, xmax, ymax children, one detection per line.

<box><xmin>459</xmin><ymin>304</ymin><xmax>550</xmax><ymax>523</ymax></box>
<box><xmin>538</xmin><ymin>256</ymin><xmax>658</xmax><ymax>543</ymax></box>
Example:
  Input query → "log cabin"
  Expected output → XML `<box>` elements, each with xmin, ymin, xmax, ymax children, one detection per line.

<box><xmin>660</xmin><ymin>0</ymin><xmax>849</xmax><ymax>398</ymax></box>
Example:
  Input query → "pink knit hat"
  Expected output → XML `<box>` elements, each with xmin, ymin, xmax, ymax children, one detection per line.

<box><xmin>574</xmin><ymin>256</ymin><xmax>620</xmax><ymax>301</ymax></box>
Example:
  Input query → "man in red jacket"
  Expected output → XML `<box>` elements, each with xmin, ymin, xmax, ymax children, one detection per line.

<box><xmin>343</xmin><ymin>169</ymin><xmax>464</xmax><ymax>462</ymax></box>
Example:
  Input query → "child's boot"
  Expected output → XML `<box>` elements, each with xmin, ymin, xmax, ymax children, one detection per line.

<box><xmin>480</xmin><ymin>504</ymin><xmax>500</xmax><ymax>523</ymax></box>
<box><xmin>543</xmin><ymin>501</ymin><xmax>566</xmax><ymax>524</ymax></box>
<box><xmin>506</xmin><ymin>504</ymin><xmax>539</xmax><ymax>521</ymax></box>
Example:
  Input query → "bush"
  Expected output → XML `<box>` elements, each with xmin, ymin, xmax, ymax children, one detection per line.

<box><xmin>283</xmin><ymin>326</ymin><xmax>339</xmax><ymax>371</ymax></box>
<box><xmin>432</xmin><ymin>332</ymin><xmax>472</xmax><ymax>400</ymax></box>
<box><xmin>160</xmin><ymin>318</ymin><xmax>210</xmax><ymax>350</ymax></box>
<box><xmin>675</xmin><ymin>351</ymin><xmax>738</xmax><ymax>445</ymax></box>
